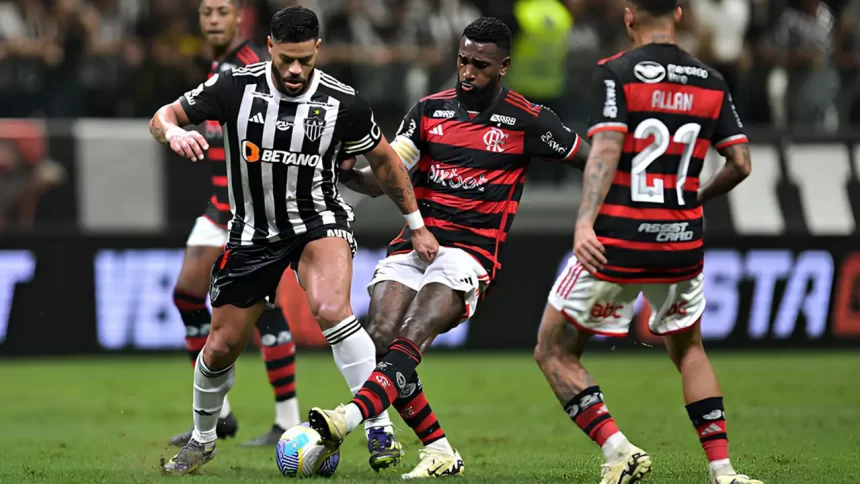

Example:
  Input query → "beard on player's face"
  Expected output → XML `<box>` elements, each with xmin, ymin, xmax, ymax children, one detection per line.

<box><xmin>456</xmin><ymin>74</ymin><xmax>501</xmax><ymax>111</ymax></box>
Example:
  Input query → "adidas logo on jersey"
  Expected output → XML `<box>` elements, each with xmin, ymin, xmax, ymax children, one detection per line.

<box><xmin>429</xmin><ymin>125</ymin><xmax>444</xmax><ymax>136</ymax></box>
<box><xmin>250</xmin><ymin>112</ymin><xmax>265</xmax><ymax>124</ymax></box>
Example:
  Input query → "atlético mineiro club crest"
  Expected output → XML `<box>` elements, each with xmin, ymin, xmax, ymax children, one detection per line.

<box><xmin>304</xmin><ymin>108</ymin><xmax>326</xmax><ymax>142</ymax></box>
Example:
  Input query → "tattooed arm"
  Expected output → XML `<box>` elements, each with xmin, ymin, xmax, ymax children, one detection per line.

<box><xmin>576</xmin><ymin>131</ymin><xmax>625</xmax><ymax>227</ymax></box>
<box><xmin>698</xmin><ymin>143</ymin><xmax>752</xmax><ymax>203</ymax></box>
<box><xmin>339</xmin><ymin>165</ymin><xmax>385</xmax><ymax>198</ymax></box>
<box><xmin>572</xmin><ymin>131</ymin><xmax>624</xmax><ymax>274</ymax></box>
<box><xmin>363</xmin><ymin>137</ymin><xmax>419</xmax><ymax>213</ymax></box>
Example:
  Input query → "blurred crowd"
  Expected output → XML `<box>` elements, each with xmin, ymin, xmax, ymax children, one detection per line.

<box><xmin>2</xmin><ymin>0</ymin><xmax>860</xmax><ymax>231</ymax></box>
<box><xmin>1</xmin><ymin>0</ymin><xmax>860</xmax><ymax>128</ymax></box>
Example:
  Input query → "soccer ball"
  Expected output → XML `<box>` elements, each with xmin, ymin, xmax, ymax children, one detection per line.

<box><xmin>276</xmin><ymin>423</ymin><xmax>340</xmax><ymax>478</ymax></box>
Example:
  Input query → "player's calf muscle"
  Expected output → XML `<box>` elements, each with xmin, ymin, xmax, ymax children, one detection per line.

<box><xmin>365</xmin><ymin>282</ymin><xmax>416</xmax><ymax>355</ymax></box>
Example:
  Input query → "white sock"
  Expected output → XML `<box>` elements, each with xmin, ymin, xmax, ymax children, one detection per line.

<box><xmin>601</xmin><ymin>431</ymin><xmax>631</xmax><ymax>464</ymax></box>
<box><xmin>426</xmin><ymin>437</ymin><xmax>454</xmax><ymax>455</ymax></box>
<box><xmin>322</xmin><ymin>316</ymin><xmax>393</xmax><ymax>436</ymax></box>
<box><xmin>275</xmin><ymin>398</ymin><xmax>300</xmax><ymax>430</ymax></box>
<box><xmin>219</xmin><ymin>395</ymin><xmax>231</xmax><ymax>418</ymax></box>
<box><xmin>709</xmin><ymin>459</ymin><xmax>735</xmax><ymax>475</ymax></box>
<box><xmin>343</xmin><ymin>402</ymin><xmax>364</xmax><ymax>433</ymax></box>
<box><xmin>191</xmin><ymin>351</ymin><xmax>235</xmax><ymax>445</ymax></box>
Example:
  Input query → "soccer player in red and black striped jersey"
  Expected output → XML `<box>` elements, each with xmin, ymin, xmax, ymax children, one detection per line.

<box><xmin>534</xmin><ymin>2</ymin><xmax>761</xmax><ymax>483</ymax></box>
<box><xmin>168</xmin><ymin>0</ymin><xmax>301</xmax><ymax>449</ymax></box>
<box><xmin>308</xmin><ymin>17</ymin><xmax>590</xmax><ymax>478</ymax></box>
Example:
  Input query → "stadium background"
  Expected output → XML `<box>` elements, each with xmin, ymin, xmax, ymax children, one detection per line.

<box><xmin>0</xmin><ymin>1</ymin><xmax>858</xmax><ymax>482</ymax></box>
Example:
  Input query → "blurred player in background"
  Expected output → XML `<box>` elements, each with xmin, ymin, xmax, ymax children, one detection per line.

<box><xmin>151</xmin><ymin>5</ymin><xmax>438</xmax><ymax>475</ymax></box>
<box><xmin>533</xmin><ymin>1</ymin><xmax>761</xmax><ymax>483</ymax></box>
<box><xmin>310</xmin><ymin>17</ymin><xmax>590</xmax><ymax>478</ymax></box>
<box><xmin>168</xmin><ymin>0</ymin><xmax>300</xmax><ymax>449</ymax></box>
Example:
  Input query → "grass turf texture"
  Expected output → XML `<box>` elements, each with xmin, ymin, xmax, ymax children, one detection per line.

<box><xmin>0</xmin><ymin>352</ymin><xmax>857</xmax><ymax>483</ymax></box>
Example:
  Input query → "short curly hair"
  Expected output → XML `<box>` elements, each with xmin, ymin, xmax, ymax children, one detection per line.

<box><xmin>461</xmin><ymin>17</ymin><xmax>511</xmax><ymax>52</ymax></box>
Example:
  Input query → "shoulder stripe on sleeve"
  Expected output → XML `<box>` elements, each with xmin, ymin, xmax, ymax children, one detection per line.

<box><xmin>587</xmin><ymin>122</ymin><xmax>628</xmax><ymax>138</ymax></box>
<box><xmin>715</xmin><ymin>134</ymin><xmax>748</xmax><ymax>150</ymax></box>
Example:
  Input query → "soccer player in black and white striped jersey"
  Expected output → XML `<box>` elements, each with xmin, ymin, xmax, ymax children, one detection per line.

<box><xmin>149</xmin><ymin>6</ymin><xmax>439</xmax><ymax>475</ymax></box>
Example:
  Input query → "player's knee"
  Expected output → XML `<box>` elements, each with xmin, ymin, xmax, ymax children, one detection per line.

<box><xmin>203</xmin><ymin>327</ymin><xmax>244</xmax><ymax>366</ymax></box>
<box><xmin>309</xmin><ymin>299</ymin><xmax>352</xmax><ymax>331</ymax></box>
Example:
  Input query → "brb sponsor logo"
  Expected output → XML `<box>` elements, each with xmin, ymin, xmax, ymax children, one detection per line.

<box><xmin>638</xmin><ymin>222</ymin><xmax>694</xmax><ymax>242</ymax></box>
<box><xmin>603</xmin><ymin>80</ymin><xmax>618</xmax><ymax>118</ymax></box>
<box><xmin>483</xmin><ymin>127</ymin><xmax>508</xmax><ymax>152</ymax></box>
<box><xmin>541</xmin><ymin>131</ymin><xmax>567</xmax><ymax>155</ymax></box>
<box><xmin>429</xmin><ymin>162</ymin><xmax>487</xmax><ymax>191</ymax></box>
<box><xmin>591</xmin><ymin>302</ymin><xmax>623</xmax><ymax>319</ymax></box>
<box><xmin>242</xmin><ymin>140</ymin><xmax>321</xmax><ymax>167</ymax></box>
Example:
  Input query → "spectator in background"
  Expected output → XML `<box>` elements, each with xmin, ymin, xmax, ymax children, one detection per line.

<box><xmin>0</xmin><ymin>0</ymin><xmax>62</xmax><ymax>117</ymax></box>
<box><xmin>693</xmin><ymin>0</ymin><xmax>751</xmax><ymax>115</ymax></box>
<box><xmin>0</xmin><ymin>120</ymin><xmax>66</xmax><ymax>233</ymax></box>
<box><xmin>675</xmin><ymin>0</ymin><xmax>710</xmax><ymax>57</ymax></box>
<box><xmin>763</xmin><ymin>0</ymin><xmax>841</xmax><ymax>127</ymax></box>
<box><xmin>835</xmin><ymin>0</ymin><xmax>860</xmax><ymax>123</ymax></box>
<box><xmin>79</xmin><ymin>0</ymin><xmax>145</xmax><ymax>117</ymax></box>
<box><xmin>415</xmin><ymin>0</ymin><xmax>481</xmax><ymax>93</ymax></box>
<box><xmin>134</xmin><ymin>0</ymin><xmax>206</xmax><ymax>115</ymax></box>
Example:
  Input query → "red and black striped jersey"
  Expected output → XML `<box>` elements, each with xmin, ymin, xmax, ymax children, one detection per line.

<box><xmin>387</xmin><ymin>87</ymin><xmax>583</xmax><ymax>283</ymax></box>
<box><xmin>202</xmin><ymin>40</ymin><xmax>268</xmax><ymax>227</ymax></box>
<box><xmin>587</xmin><ymin>44</ymin><xmax>748</xmax><ymax>284</ymax></box>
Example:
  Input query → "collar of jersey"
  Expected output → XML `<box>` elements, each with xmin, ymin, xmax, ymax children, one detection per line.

<box><xmin>265</xmin><ymin>61</ymin><xmax>321</xmax><ymax>102</ymax></box>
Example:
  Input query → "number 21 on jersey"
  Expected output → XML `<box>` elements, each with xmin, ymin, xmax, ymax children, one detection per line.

<box><xmin>630</xmin><ymin>118</ymin><xmax>700</xmax><ymax>205</ymax></box>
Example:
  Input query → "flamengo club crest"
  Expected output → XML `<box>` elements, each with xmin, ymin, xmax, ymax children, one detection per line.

<box><xmin>304</xmin><ymin>108</ymin><xmax>326</xmax><ymax>142</ymax></box>
<box><xmin>483</xmin><ymin>127</ymin><xmax>508</xmax><ymax>153</ymax></box>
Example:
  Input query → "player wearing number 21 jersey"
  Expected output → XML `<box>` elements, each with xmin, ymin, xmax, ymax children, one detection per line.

<box><xmin>533</xmin><ymin>1</ymin><xmax>760</xmax><ymax>484</ymax></box>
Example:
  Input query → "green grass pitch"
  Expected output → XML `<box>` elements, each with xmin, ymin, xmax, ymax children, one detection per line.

<box><xmin>1</xmin><ymin>351</ymin><xmax>857</xmax><ymax>483</ymax></box>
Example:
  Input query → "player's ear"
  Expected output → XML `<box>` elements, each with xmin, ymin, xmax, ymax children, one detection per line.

<box><xmin>267</xmin><ymin>36</ymin><xmax>273</xmax><ymax>55</ymax></box>
<box><xmin>499</xmin><ymin>56</ymin><xmax>510</xmax><ymax>77</ymax></box>
<box><xmin>315</xmin><ymin>38</ymin><xmax>322</xmax><ymax>52</ymax></box>
<box><xmin>624</xmin><ymin>7</ymin><xmax>634</xmax><ymax>29</ymax></box>
<box><xmin>674</xmin><ymin>6</ymin><xmax>683</xmax><ymax>23</ymax></box>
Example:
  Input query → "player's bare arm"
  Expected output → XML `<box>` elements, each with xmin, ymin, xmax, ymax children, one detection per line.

<box><xmin>337</xmin><ymin>156</ymin><xmax>385</xmax><ymax>198</ymax></box>
<box><xmin>564</xmin><ymin>138</ymin><xmax>591</xmax><ymax>171</ymax></box>
<box><xmin>149</xmin><ymin>101</ymin><xmax>209</xmax><ymax>161</ymax></box>
<box><xmin>364</xmin><ymin>138</ymin><xmax>439</xmax><ymax>262</ymax></box>
<box><xmin>698</xmin><ymin>143</ymin><xmax>751</xmax><ymax>203</ymax></box>
<box><xmin>573</xmin><ymin>131</ymin><xmax>624</xmax><ymax>274</ymax></box>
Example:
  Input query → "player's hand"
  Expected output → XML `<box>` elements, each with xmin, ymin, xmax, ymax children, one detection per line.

<box><xmin>166</xmin><ymin>127</ymin><xmax>209</xmax><ymax>162</ymax></box>
<box><xmin>338</xmin><ymin>155</ymin><xmax>357</xmax><ymax>171</ymax></box>
<box><xmin>411</xmin><ymin>227</ymin><xmax>439</xmax><ymax>263</ymax></box>
<box><xmin>573</xmin><ymin>222</ymin><xmax>606</xmax><ymax>275</ymax></box>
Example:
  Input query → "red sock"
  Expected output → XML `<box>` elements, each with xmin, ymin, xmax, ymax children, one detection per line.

<box><xmin>393</xmin><ymin>372</ymin><xmax>446</xmax><ymax>445</ymax></box>
<box><xmin>173</xmin><ymin>290</ymin><xmax>209</xmax><ymax>365</ymax></box>
<box><xmin>686</xmin><ymin>397</ymin><xmax>729</xmax><ymax>462</ymax></box>
<box><xmin>563</xmin><ymin>386</ymin><xmax>621</xmax><ymax>447</ymax></box>
<box><xmin>352</xmin><ymin>338</ymin><xmax>422</xmax><ymax>420</ymax></box>
<box><xmin>256</xmin><ymin>309</ymin><xmax>297</xmax><ymax>401</ymax></box>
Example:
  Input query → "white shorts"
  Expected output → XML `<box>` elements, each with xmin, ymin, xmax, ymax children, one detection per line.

<box><xmin>547</xmin><ymin>255</ymin><xmax>706</xmax><ymax>337</ymax></box>
<box><xmin>368</xmin><ymin>247</ymin><xmax>489</xmax><ymax>323</ymax></box>
<box><xmin>185</xmin><ymin>216</ymin><xmax>228</xmax><ymax>247</ymax></box>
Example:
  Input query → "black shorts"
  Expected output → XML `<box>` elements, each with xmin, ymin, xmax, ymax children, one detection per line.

<box><xmin>209</xmin><ymin>224</ymin><xmax>357</xmax><ymax>308</ymax></box>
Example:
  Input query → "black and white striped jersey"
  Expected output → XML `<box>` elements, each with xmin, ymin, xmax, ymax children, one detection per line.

<box><xmin>178</xmin><ymin>62</ymin><xmax>382</xmax><ymax>246</ymax></box>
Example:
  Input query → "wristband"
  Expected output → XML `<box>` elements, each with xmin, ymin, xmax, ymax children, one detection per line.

<box><xmin>404</xmin><ymin>210</ymin><xmax>424</xmax><ymax>230</ymax></box>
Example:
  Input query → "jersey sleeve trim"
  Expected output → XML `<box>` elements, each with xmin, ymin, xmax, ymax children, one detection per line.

<box><xmin>342</xmin><ymin>133</ymin><xmax>381</xmax><ymax>155</ymax></box>
<box><xmin>563</xmin><ymin>135</ymin><xmax>582</xmax><ymax>162</ymax></box>
<box><xmin>587</xmin><ymin>122</ymin><xmax>628</xmax><ymax>138</ymax></box>
<box><xmin>391</xmin><ymin>136</ymin><xmax>421</xmax><ymax>170</ymax></box>
<box><xmin>715</xmin><ymin>134</ymin><xmax>749</xmax><ymax>150</ymax></box>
